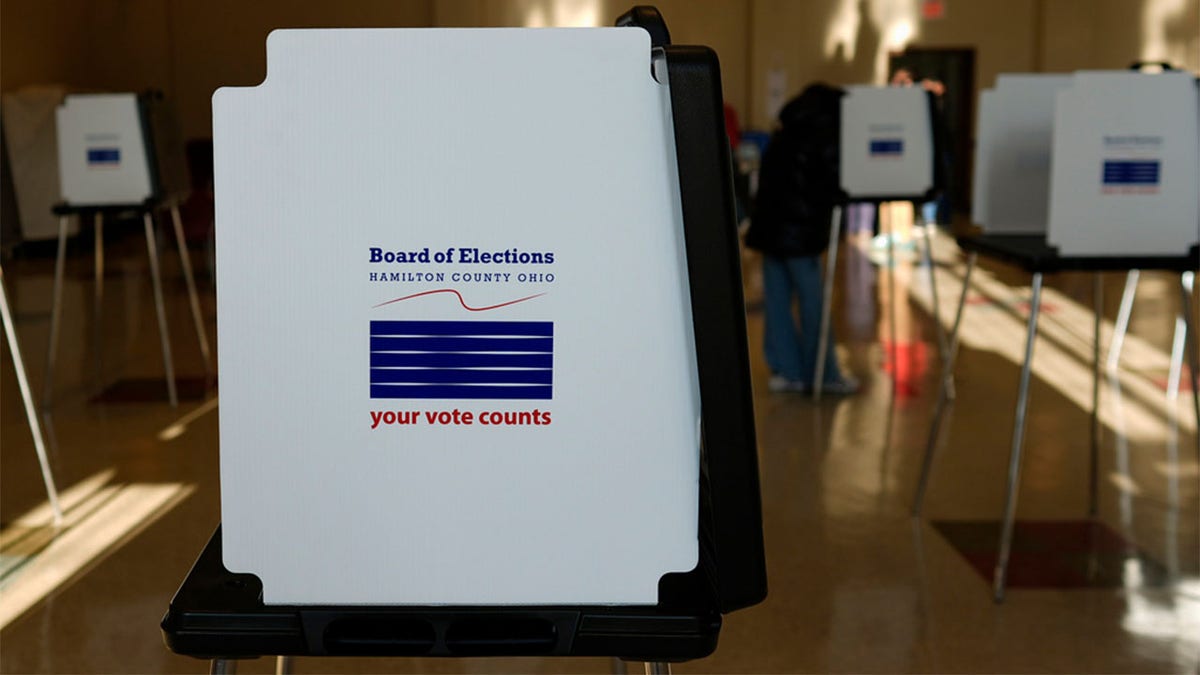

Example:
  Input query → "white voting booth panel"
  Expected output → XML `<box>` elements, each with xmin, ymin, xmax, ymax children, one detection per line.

<box><xmin>215</xmin><ymin>28</ymin><xmax>700</xmax><ymax>606</ymax></box>
<box><xmin>839</xmin><ymin>86</ymin><xmax>934</xmax><ymax>199</ymax></box>
<box><xmin>1047</xmin><ymin>71</ymin><xmax>1200</xmax><ymax>256</ymax></box>
<box><xmin>3</xmin><ymin>87</ymin><xmax>79</xmax><ymax>241</ymax></box>
<box><xmin>56</xmin><ymin>94</ymin><xmax>155</xmax><ymax>206</ymax></box>
<box><xmin>972</xmin><ymin>74</ymin><xmax>1072</xmax><ymax>234</ymax></box>
<box><xmin>970</xmin><ymin>88</ymin><xmax>995</xmax><ymax>228</ymax></box>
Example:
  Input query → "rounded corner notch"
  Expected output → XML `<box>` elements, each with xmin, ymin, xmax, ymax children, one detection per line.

<box><xmin>258</xmin><ymin>28</ymin><xmax>298</xmax><ymax>87</ymax></box>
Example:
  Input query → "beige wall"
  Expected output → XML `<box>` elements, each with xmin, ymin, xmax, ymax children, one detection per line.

<box><xmin>1</xmin><ymin>0</ymin><xmax>173</xmax><ymax>95</ymax></box>
<box><xmin>1040</xmin><ymin>0</ymin><xmax>1200</xmax><ymax>74</ymax></box>
<box><xmin>916</xmin><ymin>1</ymin><xmax>1038</xmax><ymax>89</ymax></box>
<box><xmin>2</xmin><ymin>0</ymin><xmax>1197</xmax><ymax>138</ymax></box>
<box><xmin>749</xmin><ymin>0</ymin><xmax>856</xmax><ymax>130</ymax></box>
<box><xmin>643</xmin><ymin>0</ymin><xmax>751</xmax><ymax>123</ymax></box>
<box><xmin>745</xmin><ymin>0</ymin><xmax>1198</xmax><ymax>129</ymax></box>
<box><xmin>1</xmin><ymin>1</ymin><xmax>85</xmax><ymax>91</ymax></box>
<box><xmin>429</xmin><ymin>0</ymin><xmax>750</xmax><ymax>126</ymax></box>
<box><xmin>747</xmin><ymin>0</ymin><xmax>1039</xmax><ymax>129</ymax></box>
<box><xmin>166</xmin><ymin>0</ymin><xmax>435</xmax><ymax>139</ymax></box>
<box><xmin>2</xmin><ymin>0</ymin><xmax>435</xmax><ymax>139</ymax></box>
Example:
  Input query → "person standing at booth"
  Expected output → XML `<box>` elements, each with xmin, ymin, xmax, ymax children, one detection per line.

<box><xmin>746</xmin><ymin>84</ymin><xmax>859</xmax><ymax>395</ymax></box>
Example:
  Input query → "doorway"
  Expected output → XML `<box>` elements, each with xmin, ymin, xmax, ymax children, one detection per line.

<box><xmin>889</xmin><ymin>48</ymin><xmax>976</xmax><ymax>222</ymax></box>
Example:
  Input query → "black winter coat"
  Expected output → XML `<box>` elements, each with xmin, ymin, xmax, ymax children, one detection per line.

<box><xmin>745</xmin><ymin>84</ymin><xmax>844</xmax><ymax>258</ymax></box>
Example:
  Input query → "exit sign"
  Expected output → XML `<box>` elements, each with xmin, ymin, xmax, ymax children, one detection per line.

<box><xmin>922</xmin><ymin>0</ymin><xmax>945</xmax><ymax>19</ymax></box>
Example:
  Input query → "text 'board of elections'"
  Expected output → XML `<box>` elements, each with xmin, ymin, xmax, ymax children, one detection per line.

<box><xmin>214</xmin><ymin>29</ymin><xmax>701</xmax><ymax>605</ymax></box>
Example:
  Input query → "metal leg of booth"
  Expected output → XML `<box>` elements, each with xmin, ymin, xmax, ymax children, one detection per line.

<box><xmin>1165</xmin><ymin>304</ymin><xmax>1185</xmax><ymax>569</ymax></box>
<box><xmin>920</xmin><ymin>221</ymin><xmax>949</xmax><ymax>391</ymax></box>
<box><xmin>1106</xmin><ymin>270</ymin><xmax>1139</xmax><ymax>372</ymax></box>
<box><xmin>1178</xmin><ymin>271</ymin><xmax>1200</xmax><ymax>456</ymax></box>
<box><xmin>994</xmin><ymin>272</ymin><xmax>1044</xmax><ymax>603</ymax></box>
<box><xmin>944</xmin><ymin>253</ymin><xmax>976</xmax><ymax>392</ymax></box>
<box><xmin>1089</xmin><ymin>273</ymin><xmax>1102</xmax><ymax>518</ymax></box>
<box><xmin>1164</xmin><ymin>393</ymin><xmax>1181</xmax><ymax>580</ymax></box>
<box><xmin>644</xmin><ymin>662</ymin><xmax>671</xmax><ymax>675</ymax></box>
<box><xmin>1167</xmin><ymin>313</ymin><xmax>1186</xmax><ymax>405</ymax></box>
<box><xmin>886</xmin><ymin>217</ymin><xmax>898</xmax><ymax>397</ymax></box>
<box><xmin>169</xmin><ymin>203</ymin><xmax>213</xmax><ymax>384</ymax></box>
<box><xmin>814</xmin><ymin>206</ymin><xmax>842</xmax><ymax>401</ymax></box>
<box><xmin>209</xmin><ymin>659</ymin><xmax>236</xmax><ymax>674</ymax></box>
<box><xmin>143</xmin><ymin>212</ymin><xmax>179</xmax><ymax>408</ymax></box>
<box><xmin>274</xmin><ymin>655</ymin><xmax>292</xmax><ymax>675</ymax></box>
<box><xmin>912</xmin><ymin>251</ymin><xmax>976</xmax><ymax>516</ymax></box>
<box><xmin>43</xmin><ymin>216</ymin><xmax>71</xmax><ymax>407</ymax></box>
<box><xmin>1</xmin><ymin>266</ymin><xmax>64</xmax><ymax>525</ymax></box>
<box><xmin>92</xmin><ymin>213</ymin><xmax>105</xmax><ymax>386</ymax></box>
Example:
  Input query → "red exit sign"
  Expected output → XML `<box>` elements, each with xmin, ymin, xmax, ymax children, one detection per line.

<box><xmin>922</xmin><ymin>0</ymin><xmax>945</xmax><ymax>20</ymax></box>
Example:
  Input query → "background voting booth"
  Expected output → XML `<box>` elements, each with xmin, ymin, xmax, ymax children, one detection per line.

<box><xmin>163</xmin><ymin>7</ymin><xmax>766</xmax><ymax>666</ymax></box>
<box><xmin>1103</xmin><ymin>63</ymin><xmax>1200</xmax><ymax>378</ymax></box>
<box><xmin>3</xmin><ymin>86</ymin><xmax>80</xmax><ymax>243</ymax></box>
<box><xmin>815</xmin><ymin>86</ymin><xmax>941</xmax><ymax>399</ymax></box>
<box><xmin>46</xmin><ymin>92</ymin><xmax>210</xmax><ymax>408</ymax></box>
<box><xmin>839</xmin><ymin>86</ymin><xmax>936</xmax><ymax>202</ymax></box>
<box><xmin>971</xmin><ymin>74</ymin><xmax>1072</xmax><ymax>235</ymax></box>
<box><xmin>913</xmin><ymin>69</ymin><xmax>1200</xmax><ymax>602</ymax></box>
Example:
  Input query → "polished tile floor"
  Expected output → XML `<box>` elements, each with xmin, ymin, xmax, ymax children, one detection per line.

<box><xmin>1</xmin><ymin>222</ymin><xmax>1197</xmax><ymax>673</ymax></box>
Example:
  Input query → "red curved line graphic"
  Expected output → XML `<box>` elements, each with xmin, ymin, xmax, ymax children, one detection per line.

<box><xmin>372</xmin><ymin>289</ymin><xmax>546</xmax><ymax>311</ymax></box>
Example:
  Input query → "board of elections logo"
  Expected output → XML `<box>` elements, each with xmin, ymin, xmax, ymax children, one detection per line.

<box><xmin>1100</xmin><ymin>136</ymin><xmax>1162</xmax><ymax>193</ymax></box>
<box><xmin>87</xmin><ymin>147</ymin><xmax>121</xmax><ymax>168</ymax></box>
<box><xmin>869</xmin><ymin>139</ymin><xmax>904</xmax><ymax>157</ymax></box>
<box><xmin>370</xmin><ymin>320</ymin><xmax>552</xmax><ymax>400</ymax></box>
<box><xmin>369</xmin><ymin>288</ymin><xmax>552</xmax><ymax>401</ymax></box>
<box><xmin>1102</xmin><ymin>160</ymin><xmax>1160</xmax><ymax>186</ymax></box>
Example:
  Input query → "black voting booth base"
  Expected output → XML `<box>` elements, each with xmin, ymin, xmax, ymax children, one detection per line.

<box><xmin>955</xmin><ymin>234</ymin><xmax>1200</xmax><ymax>274</ymax></box>
<box><xmin>161</xmin><ymin>7</ymin><xmax>767</xmax><ymax>663</ymax></box>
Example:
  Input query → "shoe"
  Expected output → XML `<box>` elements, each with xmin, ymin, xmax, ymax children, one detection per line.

<box><xmin>768</xmin><ymin>374</ymin><xmax>809</xmax><ymax>393</ymax></box>
<box><xmin>820</xmin><ymin>375</ymin><xmax>860</xmax><ymax>396</ymax></box>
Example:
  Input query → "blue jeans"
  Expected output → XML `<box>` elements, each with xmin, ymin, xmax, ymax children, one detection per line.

<box><xmin>762</xmin><ymin>254</ymin><xmax>843</xmax><ymax>384</ymax></box>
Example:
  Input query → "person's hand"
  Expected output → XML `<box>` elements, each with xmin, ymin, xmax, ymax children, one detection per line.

<box><xmin>920</xmin><ymin>79</ymin><xmax>945</xmax><ymax>96</ymax></box>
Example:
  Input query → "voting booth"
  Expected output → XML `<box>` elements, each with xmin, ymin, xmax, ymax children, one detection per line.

<box><xmin>2</xmin><ymin>87</ymin><xmax>79</xmax><ymax>242</ymax></box>
<box><xmin>56</xmin><ymin>94</ymin><xmax>159</xmax><ymax>205</ymax></box>
<box><xmin>45</xmin><ymin>91</ymin><xmax>209</xmax><ymax>408</ymax></box>
<box><xmin>1047</xmin><ymin>70</ymin><xmax>1199</xmax><ymax>256</ymax></box>
<box><xmin>972</xmin><ymin>70</ymin><xmax>1199</xmax><ymax>254</ymax></box>
<box><xmin>163</xmin><ymin>7</ymin><xmax>765</xmax><ymax>662</ymax></box>
<box><xmin>971</xmin><ymin>75</ymin><xmax>1072</xmax><ymax>234</ymax></box>
<box><xmin>814</xmin><ymin>85</ymin><xmax>942</xmax><ymax>399</ymax></box>
<box><xmin>839</xmin><ymin>86</ymin><xmax>937</xmax><ymax>202</ymax></box>
<box><xmin>915</xmin><ymin>69</ymin><xmax>1200</xmax><ymax>603</ymax></box>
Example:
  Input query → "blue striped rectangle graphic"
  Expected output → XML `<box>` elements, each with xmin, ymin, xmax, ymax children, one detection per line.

<box><xmin>869</xmin><ymin>139</ymin><xmax>904</xmax><ymax>156</ymax></box>
<box><xmin>1102</xmin><ymin>160</ymin><xmax>1160</xmax><ymax>186</ymax></box>
<box><xmin>86</xmin><ymin>147</ymin><xmax>121</xmax><ymax>166</ymax></box>
<box><xmin>370</xmin><ymin>320</ymin><xmax>552</xmax><ymax>400</ymax></box>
